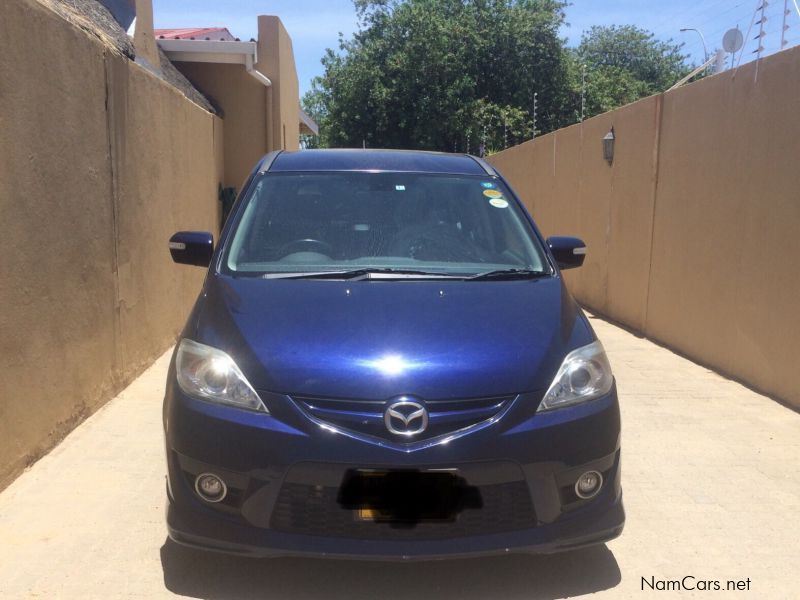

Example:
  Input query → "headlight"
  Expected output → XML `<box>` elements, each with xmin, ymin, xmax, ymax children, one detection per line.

<box><xmin>176</xmin><ymin>339</ymin><xmax>267</xmax><ymax>413</ymax></box>
<box><xmin>537</xmin><ymin>340</ymin><xmax>613</xmax><ymax>412</ymax></box>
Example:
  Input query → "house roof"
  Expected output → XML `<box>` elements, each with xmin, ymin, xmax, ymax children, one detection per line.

<box><xmin>300</xmin><ymin>110</ymin><xmax>319</xmax><ymax>136</ymax></box>
<box><xmin>155</xmin><ymin>27</ymin><xmax>236</xmax><ymax>41</ymax></box>
<box><xmin>43</xmin><ymin>1</ymin><xmax>215</xmax><ymax>113</ymax></box>
<box><xmin>47</xmin><ymin>0</ymin><xmax>134</xmax><ymax>57</ymax></box>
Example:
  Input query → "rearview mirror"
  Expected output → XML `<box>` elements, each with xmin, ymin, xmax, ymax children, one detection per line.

<box><xmin>546</xmin><ymin>236</ymin><xmax>586</xmax><ymax>270</ymax></box>
<box><xmin>169</xmin><ymin>231</ymin><xmax>214</xmax><ymax>267</ymax></box>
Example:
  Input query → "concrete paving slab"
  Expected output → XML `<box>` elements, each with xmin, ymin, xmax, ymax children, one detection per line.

<box><xmin>0</xmin><ymin>314</ymin><xmax>798</xmax><ymax>598</ymax></box>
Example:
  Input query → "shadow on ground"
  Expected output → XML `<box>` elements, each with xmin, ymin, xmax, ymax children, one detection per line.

<box><xmin>160</xmin><ymin>538</ymin><xmax>620</xmax><ymax>599</ymax></box>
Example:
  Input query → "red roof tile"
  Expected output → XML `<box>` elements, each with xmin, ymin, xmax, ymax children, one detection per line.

<box><xmin>154</xmin><ymin>27</ymin><xmax>235</xmax><ymax>41</ymax></box>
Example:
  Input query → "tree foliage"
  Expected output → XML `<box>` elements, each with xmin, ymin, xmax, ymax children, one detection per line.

<box><xmin>303</xmin><ymin>3</ymin><xmax>694</xmax><ymax>150</ymax></box>
<box><xmin>572</xmin><ymin>25</ymin><xmax>691</xmax><ymax>118</ymax></box>
<box><xmin>306</xmin><ymin>0</ymin><xmax>571</xmax><ymax>152</ymax></box>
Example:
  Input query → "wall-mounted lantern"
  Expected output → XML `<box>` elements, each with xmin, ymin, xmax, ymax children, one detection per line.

<box><xmin>603</xmin><ymin>127</ymin><xmax>615</xmax><ymax>165</ymax></box>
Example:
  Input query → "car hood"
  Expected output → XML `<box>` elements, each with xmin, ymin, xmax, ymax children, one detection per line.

<box><xmin>189</xmin><ymin>275</ymin><xmax>593</xmax><ymax>400</ymax></box>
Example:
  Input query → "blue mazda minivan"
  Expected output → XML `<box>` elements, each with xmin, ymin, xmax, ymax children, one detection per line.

<box><xmin>164</xmin><ymin>149</ymin><xmax>624</xmax><ymax>559</ymax></box>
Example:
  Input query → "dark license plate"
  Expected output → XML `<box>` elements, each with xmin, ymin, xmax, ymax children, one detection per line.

<box><xmin>337</xmin><ymin>469</ymin><xmax>482</xmax><ymax>525</ymax></box>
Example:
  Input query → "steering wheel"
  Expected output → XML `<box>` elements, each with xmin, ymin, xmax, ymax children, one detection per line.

<box><xmin>390</xmin><ymin>225</ymin><xmax>479</xmax><ymax>262</ymax></box>
<box><xmin>277</xmin><ymin>238</ymin><xmax>333</xmax><ymax>257</ymax></box>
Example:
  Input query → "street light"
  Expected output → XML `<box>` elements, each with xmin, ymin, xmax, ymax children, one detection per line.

<box><xmin>680</xmin><ymin>28</ymin><xmax>709</xmax><ymax>66</ymax></box>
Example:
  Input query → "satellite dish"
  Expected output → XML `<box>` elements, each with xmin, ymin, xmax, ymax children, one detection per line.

<box><xmin>723</xmin><ymin>28</ymin><xmax>744</xmax><ymax>53</ymax></box>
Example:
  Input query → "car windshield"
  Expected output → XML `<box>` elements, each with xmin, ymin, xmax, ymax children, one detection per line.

<box><xmin>222</xmin><ymin>171</ymin><xmax>550</xmax><ymax>276</ymax></box>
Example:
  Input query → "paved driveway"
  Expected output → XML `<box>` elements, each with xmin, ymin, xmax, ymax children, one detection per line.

<box><xmin>1</xmin><ymin>314</ymin><xmax>798</xmax><ymax>598</ymax></box>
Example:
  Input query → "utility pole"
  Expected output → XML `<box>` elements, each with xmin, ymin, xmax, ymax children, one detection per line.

<box><xmin>503</xmin><ymin>113</ymin><xmax>508</xmax><ymax>149</ymax></box>
<box><xmin>580</xmin><ymin>64</ymin><xmax>586</xmax><ymax>122</ymax></box>
<box><xmin>532</xmin><ymin>92</ymin><xmax>538</xmax><ymax>140</ymax></box>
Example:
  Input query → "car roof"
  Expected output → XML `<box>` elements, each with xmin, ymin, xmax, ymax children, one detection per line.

<box><xmin>265</xmin><ymin>149</ymin><xmax>495</xmax><ymax>176</ymax></box>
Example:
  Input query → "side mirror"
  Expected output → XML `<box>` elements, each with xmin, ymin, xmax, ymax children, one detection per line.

<box><xmin>169</xmin><ymin>231</ymin><xmax>214</xmax><ymax>267</ymax></box>
<box><xmin>547</xmin><ymin>236</ymin><xmax>586</xmax><ymax>270</ymax></box>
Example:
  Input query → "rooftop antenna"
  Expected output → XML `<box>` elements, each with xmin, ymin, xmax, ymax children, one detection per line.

<box><xmin>723</xmin><ymin>27</ymin><xmax>744</xmax><ymax>70</ymax></box>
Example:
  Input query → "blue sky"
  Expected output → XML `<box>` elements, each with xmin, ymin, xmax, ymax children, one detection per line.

<box><xmin>152</xmin><ymin>1</ymin><xmax>800</xmax><ymax>96</ymax></box>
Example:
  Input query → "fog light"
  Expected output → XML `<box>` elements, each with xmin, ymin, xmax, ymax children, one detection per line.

<box><xmin>195</xmin><ymin>473</ymin><xmax>227</xmax><ymax>503</ymax></box>
<box><xmin>575</xmin><ymin>470</ymin><xmax>603</xmax><ymax>499</ymax></box>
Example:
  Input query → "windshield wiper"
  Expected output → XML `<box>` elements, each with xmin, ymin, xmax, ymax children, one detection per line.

<box><xmin>262</xmin><ymin>268</ymin><xmax>462</xmax><ymax>280</ymax></box>
<box><xmin>467</xmin><ymin>268</ymin><xmax>551</xmax><ymax>281</ymax></box>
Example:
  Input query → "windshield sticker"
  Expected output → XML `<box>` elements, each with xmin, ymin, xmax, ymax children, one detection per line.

<box><xmin>395</xmin><ymin>185</ymin><xmax>406</xmax><ymax>191</ymax></box>
<box><xmin>483</xmin><ymin>189</ymin><xmax>502</xmax><ymax>198</ymax></box>
<box><xmin>480</xmin><ymin>182</ymin><xmax>496</xmax><ymax>189</ymax></box>
<box><xmin>489</xmin><ymin>198</ymin><xmax>509</xmax><ymax>208</ymax></box>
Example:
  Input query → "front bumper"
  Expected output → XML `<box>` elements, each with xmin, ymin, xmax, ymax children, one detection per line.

<box><xmin>163</xmin><ymin>381</ymin><xmax>624</xmax><ymax>560</ymax></box>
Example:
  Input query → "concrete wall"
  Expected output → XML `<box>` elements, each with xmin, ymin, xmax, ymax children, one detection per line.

<box><xmin>0</xmin><ymin>0</ymin><xmax>222</xmax><ymax>489</ymax></box>
<box><xmin>489</xmin><ymin>47</ymin><xmax>800</xmax><ymax>410</ymax></box>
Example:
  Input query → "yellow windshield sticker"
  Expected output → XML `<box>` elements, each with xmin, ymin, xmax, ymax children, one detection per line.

<box><xmin>483</xmin><ymin>189</ymin><xmax>503</xmax><ymax>198</ymax></box>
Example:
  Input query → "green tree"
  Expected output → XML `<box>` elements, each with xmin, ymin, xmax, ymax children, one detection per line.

<box><xmin>312</xmin><ymin>0</ymin><xmax>573</xmax><ymax>151</ymax></box>
<box><xmin>573</xmin><ymin>25</ymin><xmax>692</xmax><ymax>119</ymax></box>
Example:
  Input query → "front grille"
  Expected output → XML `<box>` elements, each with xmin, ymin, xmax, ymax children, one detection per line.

<box><xmin>271</xmin><ymin>480</ymin><xmax>535</xmax><ymax>540</ymax></box>
<box><xmin>292</xmin><ymin>394</ymin><xmax>515</xmax><ymax>443</ymax></box>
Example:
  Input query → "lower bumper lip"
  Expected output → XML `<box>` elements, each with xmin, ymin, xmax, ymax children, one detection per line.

<box><xmin>166</xmin><ymin>491</ymin><xmax>625</xmax><ymax>560</ymax></box>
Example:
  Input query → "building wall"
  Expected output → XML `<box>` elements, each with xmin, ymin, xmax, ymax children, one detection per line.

<box><xmin>257</xmin><ymin>16</ymin><xmax>300</xmax><ymax>153</ymax></box>
<box><xmin>489</xmin><ymin>47</ymin><xmax>800</xmax><ymax>409</ymax></box>
<box><xmin>171</xmin><ymin>15</ymin><xmax>301</xmax><ymax>192</ymax></box>
<box><xmin>0</xmin><ymin>0</ymin><xmax>223</xmax><ymax>489</ymax></box>
<box><xmin>176</xmin><ymin>62</ymin><xmax>269</xmax><ymax>190</ymax></box>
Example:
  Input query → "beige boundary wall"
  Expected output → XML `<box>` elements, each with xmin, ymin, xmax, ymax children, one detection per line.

<box><xmin>489</xmin><ymin>46</ymin><xmax>800</xmax><ymax>410</ymax></box>
<box><xmin>0</xmin><ymin>0</ymin><xmax>223</xmax><ymax>488</ymax></box>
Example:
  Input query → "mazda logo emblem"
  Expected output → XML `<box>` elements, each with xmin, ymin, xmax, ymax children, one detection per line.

<box><xmin>384</xmin><ymin>398</ymin><xmax>428</xmax><ymax>436</ymax></box>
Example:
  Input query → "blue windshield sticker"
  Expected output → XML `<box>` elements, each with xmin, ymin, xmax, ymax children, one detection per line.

<box><xmin>395</xmin><ymin>185</ymin><xmax>406</xmax><ymax>191</ymax></box>
<box><xmin>480</xmin><ymin>182</ymin><xmax>496</xmax><ymax>189</ymax></box>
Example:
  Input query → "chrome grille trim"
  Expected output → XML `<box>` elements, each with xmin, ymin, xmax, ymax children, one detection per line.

<box><xmin>290</xmin><ymin>395</ymin><xmax>519</xmax><ymax>453</ymax></box>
